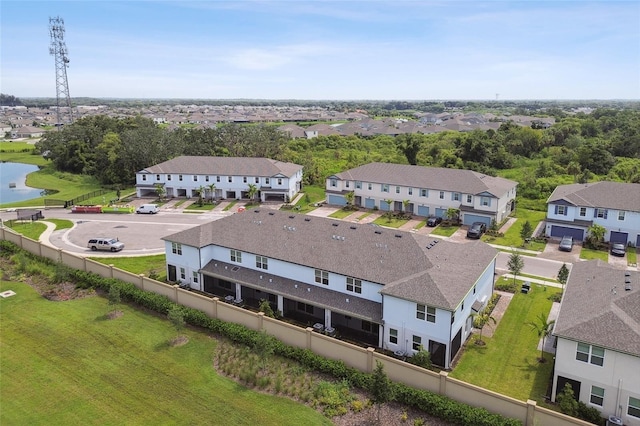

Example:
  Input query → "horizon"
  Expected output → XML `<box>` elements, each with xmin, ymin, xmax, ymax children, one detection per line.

<box><xmin>2</xmin><ymin>1</ymin><xmax>639</xmax><ymax>101</ymax></box>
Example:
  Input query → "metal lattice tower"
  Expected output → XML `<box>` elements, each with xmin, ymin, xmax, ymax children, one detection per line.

<box><xmin>49</xmin><ymin>16</ymin><xmax>74</xmax><ymax>126</ymax></box>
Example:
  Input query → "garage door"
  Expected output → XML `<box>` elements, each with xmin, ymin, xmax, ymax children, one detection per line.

<box><xmin>417</xmin><ymin>205</ymin><xmax>429</xmax><ymax>217</ymax></box>
<box><xmin>365</xmin><ymin>198</ymin><xmax>375</xmax><ymax>209</ymax></box>
<box><xmin>463</xmin><ymin>214</ymin><xmax>491</xmax><ymax>227</ymax></box>
<box><xmin>435</xmin><ymin>208</ymin><xmax>447</xmax><ymax>218</ymax></box>
<box><xmin>550</xmin><ymin>225</ymin><xmax>584</xmax><ymax>241</ymax></box>
<box><xmin>609</xmin><ymin>231</ymin><xmax>628</xmax><ymax>244</ymax></box>
<box><xmin>327</xmin><ymin>194</ymin><xmax>346</xmax><ymax>206</ymax></box>
<box><xmin>637</xmin><ymin>234</ymin><xmax>640</xmax><ymax>248</ymax></box>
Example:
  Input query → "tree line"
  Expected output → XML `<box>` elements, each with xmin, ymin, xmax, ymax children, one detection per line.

<box><xmin>36</xmin><ymin>109</ymin><xmax>640</xmax><ymax>198</ymax></box>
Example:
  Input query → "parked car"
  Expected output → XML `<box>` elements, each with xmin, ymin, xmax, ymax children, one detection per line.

<box><xmin>136</xmin><ymin>203</ymin><xmax>159</xmax><ymax>214</ymax></box>
<box><xmin>466</xmin><ymin>222</ymin><xmax>487</xmax><ymax>239</ymax></box>
<box><xmin>426</xmin><ymin>216</ymin><xmax>442</xmax><ymax>227</ymax></box>
<box><xmin>558</xmin><ymin>236</ymin><xmax>574</xmax><ymax>252</ymax></box>
<box><xmin>610</xmin><ymin>243</ymin><xmax>626</xmax><ymax>257</ymax></box>
<box><xmin>87</xmin><ymin>238</ymin><xmax>124</xmax><ymax>252</ymax></box>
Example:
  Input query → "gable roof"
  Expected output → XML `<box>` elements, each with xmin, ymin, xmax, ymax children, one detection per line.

<box><xmin>163</xmin><ymin>209</ymin><xmax>497</xmax><ymax>311</ymax></box>
<box><xmin>554</xmin><ymin>260</ymin><xmax>640</xmax><ymax>356</ymax></box>
<box><xmin>547</xmin><ymin>181</ymin><xmax>640</xmax><ymax>213</ymax></box>
<box><xmin>331</xmin><ymin>163</ymin><xmax>517</xmax><ymax>198</ymax></box>
<box><xmin>139</xmin><ymin>156</ymin><xmax>302</xmax><ymax>178</ymax></box>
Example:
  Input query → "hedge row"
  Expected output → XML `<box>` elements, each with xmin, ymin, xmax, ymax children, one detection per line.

<box><xmin>0</xmin><ymin>240</ymin><xmax>521</xmax><ymax>426</ymax></box>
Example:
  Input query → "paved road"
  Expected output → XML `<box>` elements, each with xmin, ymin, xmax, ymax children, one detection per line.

<box><xmin>496</xmin><ymin>252</ymin><xmax>570</xmax><ymax>280</ymax></box>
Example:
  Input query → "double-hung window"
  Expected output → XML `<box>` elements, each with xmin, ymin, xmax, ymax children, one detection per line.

<box><xmin>594</xmin><ymin>208</ymin><xmax>608</xmax><ymax>219</ymax></box>
<box><xmin>228</xmin><ymin>176</ymin><xmax>233</xmax><ymax>183</ymax></box>
<box><xmin>256</xmin><ymin>256</ymin><xmax>268</xmax><ymax>270</ymax></box>
<box><xmin>555</xmin><ymin>205</ymin><xmax>567</xmax><ymax>215</ymax></box>
<box><xmin>618</xmin><ymin>211</ymin><xmax>625</xmax><ymax>221</ymax></box>
<box><xmin>395</xmin><ymin>186</ymin><xmax>400</xmax><ymax>194</ymax></box>
<box><xmin>172</xmin><ymin>242</ymin><xmax>182</xmax><ymax>255</ymax></box>
<box><xmin>381</xmin><ymin>184</ymin><xmax>389</xmax><ymax>193</ymax></box>
<box><xmin>452</xmin><ymin>192</ymin><xmax>460</xmax><ymax>201</ymax></box>
<box><xmin>355</xmin><ymin>181</ymin><xmax>362</xmax><ymax>189</ymax></box>
<box><xmin>192</xmin><ymin>271</ymin><xmax>199</xmax><ymax>284</ymax></box>
<box><xmin>346</xmin><ymin>277</ymin><xmax>362</xmax><ymax>294</ymax></box>
<box><xmin>315</xmin><ymin>269</ymin><xmax>329</xmax><ymax>285</ymax></box>
<box><xmin>629</xmin><ymin>396</ymin><xmax>640</xmax><ymax>418</ymax></box>
<box><xmin>579</xmin><ymin>207</ymin><xmax>586</xmax><ymax>217</ymax></box>
<box><xmin>576</xmin><ymin>343</ymin><xmax>604</xmax><ymax>366</ymax></box>
<box><xmin>412</xmin><ymin>335</ymin><xmax>422</xmax><ymax>351</ymax></box>
<box><xmin>408</xmin><ymin>188</ymin><xmax>413</xmax><ymax>195</ymax></box>
<box><xmin>180</xmin><ymin>268</ymin><xmax>186</xmax><ymax>280</ymax></box>
<box><xmin>368</xmin><ymin>183</ymin><xmax>372</xmax><ymax>190</ymax></box>
<box><xmin>590</xmin><ymin>386</ymin><xmax>604</xmax><ymax>406</ymax></box>
<box><xmin>481</xmin><ymin>197</ymin><xmax>490</xmax><ymax>207</ymax></box>
<box><xmin>230</xmin><ymin>249</ymin><xmax>242</xmax><ymax>263</ymax></box>
<box><xmin>466</xmin><ymin>194</ymin><xmax>472</xmax><ymax>203</ymax></box>
<box><xmin>420</xmin><ymin>188</ymin><xmax>428</xmax><ymax>197</ymax></box>
<box><xmin>439</xmin><ymin>191</ymin><xmax>444</xmax><ymax>199</ymax></box>
<box><xmin>193</xmin><ymin>175</ymin><xmax>198</xmax><ymax>182</ymax></box>
<box><xmin>389</xmin><ymin>328</ymin><xmax>398</xmax><ymax>344</ymax></box>
<box><xmin>417</xmin><ymin>304</ymin><xmax>436</xmax><ymax>322</ymax></box>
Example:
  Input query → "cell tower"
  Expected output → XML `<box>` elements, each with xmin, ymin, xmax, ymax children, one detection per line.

<box><xmin>49</xmin><ymin>16</ymin><xmax>74</xmax><ymax>126</ymax></box>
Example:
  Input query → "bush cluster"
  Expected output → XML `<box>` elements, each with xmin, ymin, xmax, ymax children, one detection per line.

<box><xmin>0</xmin><ymin>240</ymin><xmax>521</xmax><ymax>426</ymax></box>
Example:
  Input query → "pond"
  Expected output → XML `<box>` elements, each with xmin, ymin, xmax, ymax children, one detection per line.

<box><xmin>0</xmin><ymin>162</ymin><xmax>44</xmax><ymax>204</ymax></box>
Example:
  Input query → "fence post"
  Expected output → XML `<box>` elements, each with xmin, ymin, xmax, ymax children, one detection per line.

<box><xmin>306</xmin><ymin>327</ymin><xmax>313</xmax><ymax>349</ymax></box>
<box><xmin>257</xmin><ymin>311</ymin><xmax>264</xmax><ymax>330</ymax></box>
<box><xmin>526</xmin><ymin>399</ymin><xmax>536</xmax><ymax>426</ymax></box>
<box><xmin>439</xmin><ymin>370</ymin><xmax>448</xmax><ymax>396</ymax></box>
<box><xmin>139</xmin><ymin>274</ymin><xmax>145</xmax><ymax>291</ymax></box>
<box><xmin>109</xmin><ymin>264</ymin><xmax>114</xmax><ymax>279</ymax></box>
<box><xmin>366</xmin><ymin>347</ymin><xmax>376</xmax><ymax>372</ymax></box>
<box><xmin>212</xmin><ymin>297</ymin><xmax>219</xmax><ymax>318</ymax></box>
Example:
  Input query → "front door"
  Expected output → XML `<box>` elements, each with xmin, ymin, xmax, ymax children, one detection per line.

<box><xmin>167</xmin><ymin>264</ymin><xmax>177</xmax><ymax>282</ymax></box>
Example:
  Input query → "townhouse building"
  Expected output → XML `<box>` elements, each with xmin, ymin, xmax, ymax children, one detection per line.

<box><xmin>552</xmin><ymin>260</ymin><xmax>640</xmax><ymax>426</ymax></box>
<box><xmin>545</xmin><ymin>182</ymin><xmax>640</xmax><ymax>246</ymax></box>
<box><xmin>162</xmin><ymin>209</ymin><xmax>498</xmax><ymax>369</ymax></box>
<box><xmin>325</xmin><ymin>163</ymin><xmax>518</xmax><ymax>227</ymax></box>
<box><xmin>135</xmin><ymin>156</ymin><xmax>303</xmax><ymax>203</ymax></box>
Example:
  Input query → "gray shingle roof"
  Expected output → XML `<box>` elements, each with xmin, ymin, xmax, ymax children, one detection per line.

<box><xmin>554</xmin><ymin>260</ymin><xmax>640</xmax><ymax>356</ymax></box>
<box><xmin>163</xmin><ymin>209</ymin><xmax>497</xmax><ymax>310</ymax></box>
<box><xmin>547</xmin><ymin>181</ymin><xmax>640</xmax><ymax>213</ymax></box>
<box><xmin>140</xmin><ymin>156</ymin><xmax>302</xmax><ymax>178</ymax></box>
<box><xmin>332</xmin><ymin>163</ymin><xmax>517</xmax><ymax>198</ymax></box>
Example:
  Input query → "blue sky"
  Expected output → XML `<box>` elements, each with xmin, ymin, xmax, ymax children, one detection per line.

<box><xmin>2</xmin><ymin>1</ymin><xmax>639</xmax><ymax>100</ymax></box>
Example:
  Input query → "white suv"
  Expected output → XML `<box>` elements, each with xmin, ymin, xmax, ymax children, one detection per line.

<box><xmin>87</xmin><ymin>238</ymin><xmax>125</xmax><ymax>252</ymax></box>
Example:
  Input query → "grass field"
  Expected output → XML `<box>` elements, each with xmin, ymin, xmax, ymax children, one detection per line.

<box><xmin>451</xmin><ymin>285</ymin><xmax>559</xmax><ymax>403</ymax></box>
<box><xmin>3</xmin><ymin>221</ymin><xmax>47</xmax><ymax>240</ymax></box>
<box><xmin>482</xmin><ymin>209</ymin><xmax>547</xmax><ymax>252</ymax></box>
<box><xmin>91</xmin><ymin>254</ymin><xmax>168</xmax><ymax>282</ymax></box>
<box><xmin>429</xmin><ymin>225</ymin><xmax>459</xmax><ymax>237</ymax></box>
<box><xmin>0</xmin><ymin>280</ymin><xmax>332</xmax><ymax>426</ymax></box>
<box><xmin>579</xmin><ymin>247</ymin><xmax>609</xmax><ymax>261</ymax></box>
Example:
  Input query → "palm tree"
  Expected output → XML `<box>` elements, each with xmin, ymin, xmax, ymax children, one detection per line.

<box><xmin>472</xmin><ymin>308</ymin><xmax>496</xmax><ymax>345</ymax></box>
<box><xmin>247</xmin><ymin>183</ymin><xmax>258</xmax><ymax>204</ymax></box>
<box><xmin>344</xmin><ymin>191</ymin><xmax>355</xmax><ymax>208</ymax></box>
<box><xmin>207</xmin><ymin>183</ymin><xmax>216</xmax><ymax>202</ymax></box>
<box><xmin>528</xmin><ymin>312</ymin><xmax>556</xmax><ymax>363</ymax></box>
<box><xmin>154</xmin><ymin>183</ymin><xmax>166</xmax><ymax>201</ymax></box>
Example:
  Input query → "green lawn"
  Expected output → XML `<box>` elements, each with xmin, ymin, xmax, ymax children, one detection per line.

<box><xmin>627</xmin><ymin>247</ymin><xmax>638</xmax><ymax>266</ymax></box>
<box><xmin>91</xmin><ymin>254</ymin><xmax>168</xmax><ymax>281</ymax></box>
<box><xmin>372</xmin><ymin>215</ymin><xmax>409</xmax><ymax>228</ymax></box>
<box><xmin>451</xmin><ymin>285</ymin><xmax>560</xmax><ymax>403</ymax></box>
<box><xmin>0</xmin><ymin>142</ymin><xmax>47</xmax><ymax>165</ymax></box>
<box><xmin>329</xmin><ymin>208</ymin><xmax>356</xmax><ymax>219</ymax></box>
<box><xmin>0</xmin><ymin>280</ymin><xmax>331</xmax><ymax>426</ymax></box>
<box><xmin>44</xmin><ymin>219</ymin><xmax>74</xmax><ymax>230</ymax></box>
<box><xmin>580</xmin><ymin>247</ymin><xmax>608</xmax><ymax>261</ymax></box>
<box><xmin>285</xmin><ymin>186</ymin><xmax>325</xmax><ymax>214</ymax></box>
<box><xmin>482</xmin><ymin>209</ymin><xmax>547</xmax><ymax>252</ymax></box>
<box><xmin>3</xmin><ymin>221</ymin><xmax>47</xmax><ymax>240</ymax></box>
<box><xmin>429</xmin><ymin>225</ymin><xmax>459</xmax><ymax>237</ymax></box>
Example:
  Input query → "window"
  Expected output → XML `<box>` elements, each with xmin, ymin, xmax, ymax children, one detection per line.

<box><xmin>590</xmin><ymin>386</ymin><xmax>604</xmax><ymax>406</ymax></box>
<box><xmin>408</xmin><ymin>187</ymin><xmax>413</xmax><ymax>195</ymax></box>
<box><xmin>265</xmin><ymin>178</ymin><xmax>270</xmax><ymax>185</ymax></box>
<box><xmin>396</xmin><ymin>186</ymin><xmax>400</xmax><ymax>194</ymax></box>
<box><xmin>417</xmin><ymin>304</ymin><xmax>426</xmax><ymax>320</ymax></box>
<box><xmin>255</xmin><ymin>177</ymin><xmax>259</xmax><ymax>184</ymax></box>
<box><xmin>439</xmin><ymin>191</ymin><xmax>444</xmax><ymax>199</ymax></box>
<box><xmin>243</xmin><ymin>177</ymin><xmax>247</xmax><ymax>183</ymax></box>
<box><xmin>629</xmin><ymin>396</ymin><xmax>640</xmax><ymax>418</ymax></box>
<box><xmin>355</xmin><ymin>181</ymin><xmax>362</xmax><ymax>189</ymax></box>
<box><xmin>330</xmin><ymin>179</ymin><xmax>337</xmax><ymax>187</ymax></box>
<box><xmin>216</xmin><ymin>176</ymin><xmax>221</xmax><ymax>182</ymax></box>
<box><xmin>381</xmin><ymin>184</ymin><xmax>389</xmax><ymax>193</ymax></box>
<box><xmin>172</xmin><ymin>242</ymin><xmax>182</xmax><ymax>255</ymax></box>
<box><xmin>361</xmin><ymin>320</ymin><xmax>372</xmax><ymax>333</ymax></box>
<box><xmin>180</xmin><ymin>267</ymin><xmax>185</xmax><ymax>280</ymax></box>
<box><xmin>555</xmin><ymin>205</ymin><xmax>567</xmax><ymax>216</ymax></box>
<box><xmin>618</xmin><ymin>211</ymin><xmax>625</xmax><ymax>221</ymax></box>
<box><xmin>193</xmin><ymin>175</ymin><xmax>198</xmax><ymax>181</ymax></box>
<box><xmin>579</xmin><ymin>207</ymin><xmax>586</xmax><ymax>217</ymax></box>
<box><xmin>315</xmin><ymin>269</ymin><xmax>329</xmax><ymax>285</ymax></box>
<box><xmin>345</xmin><ymin>181</ymin><xmax>350</xmax><ymax>188</ymax></box>
<box><xmin>179</xmin><ymin>175</ymin><xmax>183</xmax><ymax>181</ymax></box>
<box><xmin>142</xmin><ymin>175</ymin><xmax>147</xmax><ymax>181</ymax></box>
<box><xmin>230</xmin><ymin>249</ymin><xmax>242</xmax><ymax>263</ymax></box>
<box><xmin>473</xmin><ymin>285</ymin><xmax>476</xmax><ymax>294</ymax></box>
<box><xmin>168</xmin><ymin>175</ymin><xmax>172</xmax><ymax>181</ymax></box>
<box><xmin>594</xmin><ymin>208</ymin><xmax>608</xmax><ymax>219</ymax></box>
<box><xmin>576</xmin><ymin>343</ymin><xmax>604</xmax><ymax>366</ymax></box>
<box><xmin>256</xmin><ymin>256</ymin><xmax>268</xmax><ymax>270</ymax></box>
<box><xmin>467</xmin><ymin>194</ymin><xmax>473</xmax><ymax>203</ymax></box>
<box><xmin>416</xmin><ymin>304</ymin><xmax>437</xmax><ymax>323</ymax></box>
<box><xmin>420</xmin><ymin>188</ymin><xmax>428</xmax><ymax>197</ymax></box>
<box><xmin>412</xmin><ymin>335</ymin><xmax>422</xmax><ymax>351</ymax></box>
<box><xmin>367</xmin><ymin>183</ymin><xmax>372</xmax><ymax>190</ymax></box>
<box><xmin>389</xmin><ymin>328</ymin><xmax>398</xmax><ymax>344</ymax></box>
<box><xmin>228</xmin><ymin>176</ymin><xmax>233</xmax><ymax>183</ymax></box>
<box><xmin>156</xmin><ymin>174</ymin><xmax>160</xmax><ymax>181</ymax></box>
<box><xmin>205</xmin><ymin>176</ymin><xmax>209</xmax><ymax>182</ymax></box>
<box><xmin>297</xmin><ymin>302</ymin><xmax>314</xmax><ymax>314</ymax></box>
<box><xmin>192</xmin><ymin>271</ymin><xmax>199</xmax><ymax>284</ymax></box>
<box><xmin>481</xmin><ymin>197</ymin><xmax>491</xmax><ymax>207</ymax></box>
<box><xmin>452</xmin><ymin>192</ymin><xmax>460</xmax><ymax>201</ymax></box>
<box><xmin>346</xmin><ymin>277</ymin><xmax>362</xmax><ymax>294</ymax></box>
<box><xmin>278</xmin><ymin>178</ymin><xmax>282</xmax><ymax>185</ymax></box>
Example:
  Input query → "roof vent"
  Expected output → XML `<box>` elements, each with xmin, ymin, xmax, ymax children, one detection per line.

<box><xmin>304</xmin><ymin>218</ymin><xmax>311</xmax><ymax>222</ymax></box>
<box><xmin>395</xmin><ymin>234</ymin><xmax>402</xmax><ymax>238</ymax></box>
<box><xmin>625</xmin><ymin>279</ymin><xmax>632</xmax><ymax>291</ymax></box>
<box><xmin>426</xmin><ymin>245</ymin><xmax>431</xmax><ymax>250</ymax></box>
<box><xmin>254</xmin><ymin>209</ymin><xmax>260</xmax><ymax>213</ymax></box>
<box><xmin>231</xmin><ymin>266</ymin><xmax>240</xmax><ymax>272</ymax></box>
<box><xmin>268</xmin><ymin>212</ymin><xmax>275</xmax><ymax>215</ymax></box>
<box><xmin>289</xmin><ymin>215</ymin><xmax>295</xmax><ymax>219</ymax></box>
<box><xmin>433</xmin><ymin>240</ymin><xmax>439</xmax><ymax>244</ymax></box>
<box><xmin>350</xmin><ymin>225</ymin><xmax>357</xmax><ymax>230</ymax></box>
<box><xmin>332</xmin><ymin>223</ymin><xmax>339</xmax><ymax>227</ymax></box>
<box><xmin>374</xmin><ymin>230</ymin><xmax>382</xmax><ymax>234</ymax></box>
